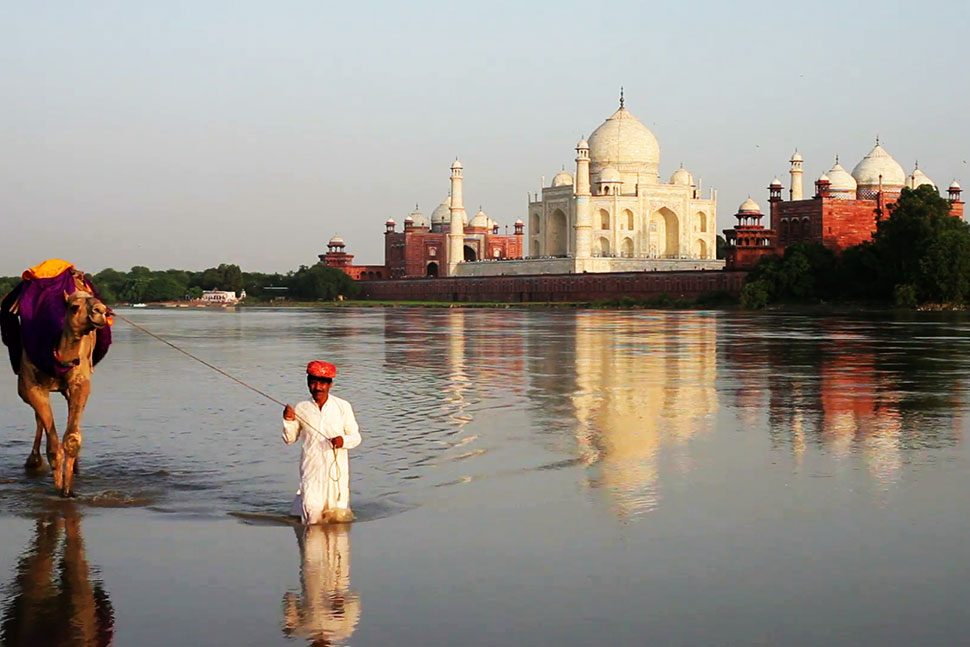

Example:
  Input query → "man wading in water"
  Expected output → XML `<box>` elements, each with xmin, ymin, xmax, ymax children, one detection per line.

<box><xmin>283</xmin><ymin>361</ymin><xmax>361</xmax><ymax>524</ymax></box>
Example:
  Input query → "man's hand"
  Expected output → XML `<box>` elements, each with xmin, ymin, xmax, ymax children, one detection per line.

<box><xmin>283</xmin><ymin>404</ymin><xmax>296</xmax><ymax>421</ymax></box>
<box><xmin>331</xmin><ymin>436</ymin><xmax>344</xmax><ymax>449</ymax></box>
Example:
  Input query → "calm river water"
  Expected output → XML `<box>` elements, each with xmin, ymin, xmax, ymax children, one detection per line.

<box><xmin>1</xmin><ymin>307</ymin><xmax>969</xmax><ymax>646</ymax></box>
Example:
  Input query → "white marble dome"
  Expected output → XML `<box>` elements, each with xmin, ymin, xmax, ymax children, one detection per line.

<box><xmin>328</xmin><ymin>235</ymin><xmax>345</xmax><ymax>247</ymax></box>
<box><xmin>431</xmin><ymin>199</ymin><xmax>451</xmax><ymax>225</ymax></box>
<box><xmin>738</xmin><ymin>197</ymin><xmax>761</xmax><ymax>213</ymax></box>
<box><xmin>552</xmin><ymin>170</ymin><xmax>574</xmax><ymax>187</ymax></box>
<box><xmin>791</xmin><ymin>151</ymin><xmax>803</xmax><ymax>162</ymax></box>
<box><xmin>470</xmin><ymin>209</ymin><xmax>493</xmax><ymax>229</ymax></box>
<box><xmin>409</xmin><ymin>206</ymin><xmax>429</xmax><ymax>228</ymax></box>
<box><xmin>826</xmin><ymin>161</ymin><xmax>857</xmax><ymax>193</ymax></box>
<box><xmin>950</xmin><ymin>180</ymin><xmax>962</xmax><ymax>191</ymax></box>
<box><xmin>670</xmin><ymin>166</ymin><xmax>694</xmax><ymax>186</ymax></box>
<box><xmin>907</xmin><ymin>167</ymin><xmax>936</xmax><ymax>190</ymax></box>
<box><xmin>599</xmin><ymin>166</ymin><xmax>621</xmax><ymax>183</ymax></box>
<box><xmin>588</xmin><ymin>106</ymin><xmax>660</xmax><ymax>178</ymax></box>
<box><xmin>852</xmin><ymin>143</ymin><xmax>905</xmax><ymax>187</ymax></box>
<box><xmin>770</xmin><ymin>177</ymin><xmax>783</xmax><ymax>187</ymax></box>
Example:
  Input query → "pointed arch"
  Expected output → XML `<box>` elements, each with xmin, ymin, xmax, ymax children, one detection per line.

<box><xmin>599</xmin><ymin>209</ymin><xmax>610</xmax><ymax>230</ymax></box>
<box><xmin>531</xmin><ymin>238</ymin><xmax>541</xmax><ymax>256</ymax></box>
<box><xmin>695</xmin><ymin>211</ymin><xmax>707</xmax><ymax>233</ymax></box>
<box><xmin>650</xmin><ymin>207</ymin><xmax>680</xmax><ymax>258</ymax></box>
<box><xmin>548</xmin><ymin>209</ymin><xmax>568</xmax><ymax>256</ymax></box>
<box><xmin>624</xmin><ymin>209</ymin><xmax>634</xmax><ymax>231</ymax></box>
<box><xmin>696</xmin><ymin>239</ymin><xmax>708</xmax><ymax>259</ymax></box>
<box><xmin>597</xmin><ymin>237</ymin><xmax>611</xmax><ymax>256</ymax></box>
<box><xmin>621</xmin><ymin>237</ymin><xmax>634</xmax><ymax>257</ymax></box>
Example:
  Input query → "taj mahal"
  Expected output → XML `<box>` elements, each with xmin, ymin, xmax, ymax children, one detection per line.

<box><xmin>520</xmin><ymin>90</ymin><xmax>722</xmax><ymax>275</ymax></box>
<box><xmin>327</xmin><ymin>92</ymin><xmax>724</xmax><ymax>280</ymax></box>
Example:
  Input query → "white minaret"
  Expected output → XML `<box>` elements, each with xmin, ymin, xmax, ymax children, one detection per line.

<box><xmin>574</xmin><ymin>137</ymin><xmax>592</xmax><ymax>262</ymax></box>
<box><xmin>789</xmin><ymin>150</ymin><xmax>804</xmax><ymax>201</ymax></box>
<box><xmin>448</xmin><ymin>158</ymin><xmax>466</xmax><ymax>276</ymax></box>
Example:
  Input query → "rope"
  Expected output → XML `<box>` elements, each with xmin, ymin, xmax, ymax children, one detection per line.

<box><xmin>113</xmin><ymin>312</ymin><xmax>343</xmax><ymax>502</ymax></box>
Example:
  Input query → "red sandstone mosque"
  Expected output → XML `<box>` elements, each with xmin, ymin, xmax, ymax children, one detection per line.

<box><xmin>724</xmin><ymin>142</ymin><xmax>965</xmax><ymax>270</ymax></box>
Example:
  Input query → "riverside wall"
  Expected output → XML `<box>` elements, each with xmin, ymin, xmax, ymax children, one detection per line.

<box><xmin>358</xmin><ymin>269</ymin><xmax>747</xmax><ymax>303</ymax></box>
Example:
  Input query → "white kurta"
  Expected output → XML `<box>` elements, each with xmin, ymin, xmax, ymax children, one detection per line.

<box><xmin>282</xmin><ymin>395</ymin><xmax>362</xmax><ymax>524</ymax></box>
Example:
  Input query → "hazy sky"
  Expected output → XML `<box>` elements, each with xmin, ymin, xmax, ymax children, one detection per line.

<box><xmin>2</xmin><ymin>1</ymin><xmax>968</xmax><ymax>275</ymax></box>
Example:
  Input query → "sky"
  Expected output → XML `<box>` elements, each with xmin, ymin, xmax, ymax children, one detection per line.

<box><xmin>1</xmin><ymin>0</ymin><xmax>968</xmax><ymax>275</ymax></box>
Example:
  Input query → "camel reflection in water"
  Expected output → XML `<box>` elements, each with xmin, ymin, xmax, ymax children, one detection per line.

<box><xmin>282</xmin><ymin>524</ymin><xmax>360</xmax><ymax>646</ymax></box>
<box><xmin>0</xmin><ymin>506</ymin><xmax>114</xmax><ymax>646</ymax></box>
<box><xmin>570</xmin><ymin>311</ymin><xmax>719</xmax><ymax>517</ymax></box>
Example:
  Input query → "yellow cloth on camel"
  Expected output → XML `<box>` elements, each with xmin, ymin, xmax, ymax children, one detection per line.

<box><xmin>22</xmin><ymin>259</ymin><xmax>75</xmax><ymax>281</ymax></box>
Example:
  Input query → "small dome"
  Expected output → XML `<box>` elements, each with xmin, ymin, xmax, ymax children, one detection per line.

<box><xmin>576</xmin><ymin>137</ymin><xmax>589</xmax><ymax>149</ymax></box>
<box><xmin>451</xmin><ymin>158</ymin><xmax>463</xmax><ymax>170</ymax></box>
<box><xmin>791</xmin><ymin>151</ymin><xmax>803</xmax><ymax>162</ymax></box>
<box><xmin>950</xmin><ymin>180</ymin><xmax>962</xmax><ymax>191</ymax></box>
<box><xmin>552</xmin><ymin>170</ymin><xmax>574</xmax><ymax>187</ymax></box>
<box><xmin>907</xmin><ymin>166</ymin><xmax>936</xmax><ymax>190</ymax></box>
<box><xmin>670</xmin><ymin>166</ymin><xmax>694</xmax><ymax>186</ymax></box>
<box><xmin>408</xmin><ymin>206</ymin><xmax>430</xmax><ymax>228</ymax></box>
<box><xmin>404</xmin><ymin>215</ymin><xmax>413</xmax><ymax>222</ymax></box>
<box><xmin>328</xmin><ymin>235</ymin><xmax>345</xmax><ymax>247</ymax></box>
<box><xmin>599</xmin><ymin>166</ymin><xmax>621</xmax><ymax>183</ymax></box>
<box><xmin>738</xmin><ymin>197</ymin><xmax>761</xmax><ymax>213</ymax></box>
<box><xmin>769</xmin><ymin>177</ymin><xmax>783</xmax><ymax>187</ymax></box>
<box><xmin>515</xmin><ymin>218</ymin><xmax>524</xmax><ymax>225</ymax></box>
<box><xmin>818</xmin><ymin>173</ymin><xmax>831</xmax><ymax>183</ymax></box>
<box><xmin>852</xmin><ymin>143</ymin><xmax>906</xmax><ymax>187</ymax></box>
<box><xmin>470</xmin><ymin>209</ymin><xmax>491</xmax><ymax>229</ymax></box>
<box><xmin>826</xmin><ymin>161</ymin><xmax>857</xmax><ymax>192</ymax></box>
<box><xmin>385</xmin><ymin>218</ymin><xmax>396</xmax><ymax>225</ymax></box>
<box><xmin>431</xmin><ymin>198</ymin><xmax>452</xmax><ymax>224</ymax></box>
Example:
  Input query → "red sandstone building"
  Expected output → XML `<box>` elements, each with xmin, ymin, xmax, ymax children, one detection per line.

<box><xmin>724</xmin><ymin>144</ymin><xmax>965</xmax><ymax>270</ymax></box>
<box><xmin>318</xmin><ymin>236</ymin><xmax>386</xmax><ymax>280</ymax></box>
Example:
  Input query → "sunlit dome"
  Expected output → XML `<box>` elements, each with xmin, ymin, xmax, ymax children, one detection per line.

<box><xmin>852</xmin><ymin>143</ymin><xmax>905</xmax><ymax>187</ymax></box>
<box><xmin>408</xmin><ymin>205</ymin><xmax>430</xmax><ymax>228</ymax></box>
<box><xmin>826</xmin><ymin>161</ymin><xmax>857</xmax><ymax>192</ymax></box>
<box><xmin>738</xmin><ymin>197</ymin><xmax>761</xmax><ymax>213</ymax></box>
<box><xmin>431</xmin><ymin>198</ymin><xmax>451</xmax><ymax>224</ymax></box>
<box><xmin>818</xmin><ymin>173</ymin><xmax>831</xmax><ymax>183</ymax></box>
<box><xmin>470</xmin><ymin>209</ymin><xmax>492</xmax><ymax>229</ymax></box>
<box><xmin>599</xmin><ymin>166</ymin><xmax>622</xmax><ymax>183</ymax></box>
<box><xmin>950</xmin><ymin>180</ymin><xmax>962</xmax><ymax>190</ymax></box>
<box><xmin>791</xmin><ymin>151</ymin><xmax>803</xmax><ymax>162</ymax></box>
<box><xmin>770</xmin><ymin>177</ymin><xmax>783</xmax><ymax>187</ymax></box>
<box><xmin>552</xmin><ymin>170</ymin><xmax>574</xmax><ymax>187</ymax></box>
<box><xmin>576</xmin><ymin>137</ymin><xmax>589</xmax><ymax>149</ymax></box>
<box><xmin>451</xmin><ymin>158</ymin><xmax>463</xmax><ymax>170</ymax></box>
<box><xmin>670</xmin><ymin>166</ymin><xmax>694</xmax><ymax>186</ymax></box>
<box><xmin>907</xmin><ymin>166</ymin><xmax>936</xmax><ymax>190</ymax></box>
<box><xmin>588</xmin><ymin>104</ymin><xmax>660</xmax><ymax>179</ymax></box>
<box><xmin>328</xmin><ymin>235</ymin><xmax>345</xmax><ymax>247</ymax></box>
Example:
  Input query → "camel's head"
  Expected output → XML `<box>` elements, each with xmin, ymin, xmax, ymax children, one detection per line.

<box><xmin>64</xmin><ymin>290</ymin><xmax>111</xmax><ymax>333</ymax></box>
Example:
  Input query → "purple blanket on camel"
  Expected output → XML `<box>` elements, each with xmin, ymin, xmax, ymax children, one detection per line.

<box><xmin>1</xmin><ymin>272</ymin><xmax>111</xmax><ymax>377</ymax></box>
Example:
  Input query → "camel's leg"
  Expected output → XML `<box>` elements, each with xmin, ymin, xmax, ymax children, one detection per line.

<box><xmin>62</xmin><ymin>380</ymin><xmax>91</xmax><ymax>498</ymax></box>
<box><xmin>24</xmin><ymin>412</ymin><xmax>45</xmax><ymax>472</ymax></box>
<box><xmin>19</xmin><ymin>383</ymin><xmax>61</xmax><ymax>488</ymax></box>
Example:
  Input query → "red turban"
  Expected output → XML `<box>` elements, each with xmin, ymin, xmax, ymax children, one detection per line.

<box><xmin>306</xmin><ymin>361</ymin><xmax>336</xmax><ymax>379</ymax></box>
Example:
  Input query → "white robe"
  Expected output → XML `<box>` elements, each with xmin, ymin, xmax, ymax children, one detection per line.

<box><xmin>282</xmin><ymin>395</ymin><xmax>362</xmax><ymax>524</ymax></box>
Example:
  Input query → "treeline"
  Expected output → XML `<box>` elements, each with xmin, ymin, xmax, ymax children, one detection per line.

<box><xmin>742</xmin><ymin>185</ymin><xmax>970</xmax><ymax>308</ymax></box>
<box><xmin>0</xmin><ymin>262</ymin><xmax>359</xmax><ymax>304</ymax></box>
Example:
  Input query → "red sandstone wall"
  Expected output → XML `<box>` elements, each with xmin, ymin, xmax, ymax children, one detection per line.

<box><xmin>820</xmin><ymin>201</ymin><xmax>880</xmax><ymax>250</ymax></box>
<box><xmin>358</xmin><ymin>270</ymin><xmax>746</xmax><ymax>303</ymax></box>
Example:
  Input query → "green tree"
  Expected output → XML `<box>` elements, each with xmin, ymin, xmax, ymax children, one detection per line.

<box><xmin>143</xmin><ymin>274</ymin><xmax>187</xmax><ymax>301</ymax></box>
<box><xmin>288</xmin><ymin>264</ymin><xmax>359</xmax><ymax>300</ymax></box>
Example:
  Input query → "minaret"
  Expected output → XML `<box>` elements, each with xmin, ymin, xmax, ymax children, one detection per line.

<box><xmin>790</xmin><ymin>150</ymin><xmax>804</xmax><ymax>201</ymax></box>
<box><xmin>448</xmin><ymin>158</ymin><xmax>466</xmax><ymax>276</ymax></box>
<box><xmin>574</xmin><ymin>137</ymin><xmax>592</xmax><ymax>263</ymax></box>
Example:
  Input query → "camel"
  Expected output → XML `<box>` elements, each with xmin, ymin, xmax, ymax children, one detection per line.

<box><xmin>1</xmin><ymin>262</ymin><xmax>111</xmax><ymax>497</ymax></box>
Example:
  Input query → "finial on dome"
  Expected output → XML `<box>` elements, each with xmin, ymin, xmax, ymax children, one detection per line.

<box><xmin>876</xmin><ymin>134</ymin><xmax>880</xmax><ymax>146</ymax></box>
<box><xmin>619</xmin><ymin>86</ymin><xmax>625</xmax><ymax>109</ymax></box>
<box><xmin>915</xmin><ymin>160</ymin><xmax>919</xmax><ymax>169</ymax></box>
<box><xmin>835</xmin><ymin>154</ymin><xmax>839</xmax><ymax>164</ymax></box>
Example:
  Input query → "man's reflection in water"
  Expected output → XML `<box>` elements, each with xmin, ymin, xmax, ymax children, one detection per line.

<box><xmin>282</xmin><ymin>524</ymin><xmax>361</xmax><ymax>646</ymax></box>
<box><xmin>0</xmin><ymin>506</ymin><xmax>114</xmax><ymax>647</ymax></box>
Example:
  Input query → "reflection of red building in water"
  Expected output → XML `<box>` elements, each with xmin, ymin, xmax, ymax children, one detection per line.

<box><xmin>725</xmin><ymin>144</ymin><xmax>965</xmax><ymax>270</ymax></box>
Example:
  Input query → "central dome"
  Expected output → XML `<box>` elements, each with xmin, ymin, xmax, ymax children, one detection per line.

<box><xmin>852</xmin><ymin>143</ymin><xmax>905</xmax><ymax>188</ymax></box>
<box><xmin>588</xmin><ymin>105</ymin><xmax>660</xmax><ymax>185</ymax></box>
